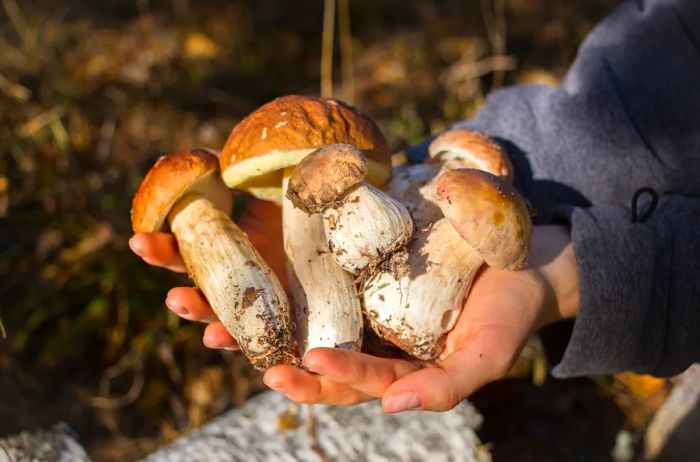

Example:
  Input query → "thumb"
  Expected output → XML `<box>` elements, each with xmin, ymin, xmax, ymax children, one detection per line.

<box><xmin>381</xmin><ymin>326</ymin><xmax>519</xmax><ymax>413</ymax></box>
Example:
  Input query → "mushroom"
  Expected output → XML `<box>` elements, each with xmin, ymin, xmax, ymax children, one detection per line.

<box><xmin>384</xmin><ymin>163</ymin><xmax>444</xmax><ymax>228</ymax></box>
<box><xmin>428</xmin><ymin>128</ymin><xmax>513</xmax><ymax>181</ymax></box>
<box><xmin>436</xmin><ymin>169</ymin><xmax>531</xmax><ymax>271</ymax></box>
<box><xmin>362</xmin><ymin>168</ymin><xmax>532</xmax><ymax>360</ymax></box>
<box><xmin>219</xmin><ymin>95</ymin><xmax>392</xmax><ymax>356</ymax></box>
<box><xmin>131</xmin><ymin>149</ymin><xmax>296</xmax><ymax>370</ymax></box>
<box><xmin>384</xmin><ymin>128</ymin><xmax>513</xmax><ymax>229</ymax></box>
<box><xmin>285</xmin><ymin>144</ymin><xmax>413</xmax><ymax>275</ymax></box>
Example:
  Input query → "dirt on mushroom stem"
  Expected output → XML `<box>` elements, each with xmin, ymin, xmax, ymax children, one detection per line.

<box><xmin>168</xmin><ymin>195</ymin><xmax>298</xmax><ymax>371</ymax></box>
<box><xmin>282</xmin><ymin>174</ymin><xmax>364</xmax><ymax>357</ymax></box>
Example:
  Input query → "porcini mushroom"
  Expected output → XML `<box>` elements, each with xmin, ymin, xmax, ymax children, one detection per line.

<box><xmin>363</xmin><ymin>168</ymin><xmax>532</xmax><ymax>360</ymax></box>
<box><xmin>286</xmin><ymin>144</ymin><xmax>413</xmax><ymax>274</ymax></box>
<box><xmin>436</xmin><ymin>169</ymin><xmax>531</xmax><ymax>271</ymax></box>
<box><xmin>384</xmin><ymin>128</ymin><xmax>513</xmax><ymax>229</ymax></box>
<box><xmin>385</xmin><ymin>163</ymin><xmax>443</xmax><ymax>228</ymax></box>
<box><xmin>131</xmin><ymin>149</ymin><xmax>296</xmax><ymax>370</ymax></box>
<box><xmin>428</xmin><ymin>128</ymin><xmax>513</xmax><ymax>181</ymax></box>
<box><xmin>220</xmin><ymin>96</ymin><xmax>390</xmax><ymax>201</ymax></box>
<box><xmin>219</xmin><ymin>95</ymin><xmax>392</xmax><ymax>356</ymax></box>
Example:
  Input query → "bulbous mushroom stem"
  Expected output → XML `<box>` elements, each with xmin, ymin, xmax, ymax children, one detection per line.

<box><xmin>282</xmin><ymin>172</ymin><xmax>363</xmax><ymax>357</ymax></box>
<box><xmin>384</xmin><ymin>163</ymin><xmax>443</xmax><ymax>227</ymax></box>
<box><xmin>364</xmin><ymin>168</ymin><xmax>532</xmax><ymax>360</ymax></box>
<box><xmin>363</xmin><ymin>219</ymin><xmax>483</xmax><ymax>360</ymax></box>
<box><xmin>168</xmin><ymin>194</ymin><xmax>296</xmax><ymax>370</ymax></box>
<box><xmin>286</xmin><ymin>144</ymin><xmax>413</xmax><ymax>275</ymax></box>
<box><xmin>323</xmin><ymin>183</ymin><xmax>413</xmax><ymax>274</ymax></box>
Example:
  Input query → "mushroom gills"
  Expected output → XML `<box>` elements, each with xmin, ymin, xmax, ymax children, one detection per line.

<box><xmin>282</xmin><ymin>174</ymin><xmax>363</xmax><ymax>357</ymax></box>
<box><xmin>169</xmin><ymin>194</ymin><xmax>296</xmax><ymax>370</ymax></box>
<box><xmin>362</xmin><ymin>219</ymin><xmax>482</xmax><ymax>361</ymax></box>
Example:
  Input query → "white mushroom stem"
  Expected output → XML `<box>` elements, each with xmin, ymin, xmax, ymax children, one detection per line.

<box><xmin>286</xmin><ymin>144</ymin><xmax>412</xmax><ymax>275</ymax></box>
<box><xmin>384</xmin><ymin>163</ymin><xmax>443</xmax><ymax>227</ymax></box>
<box><xmin>363</xmin><ymin>219</ymin><xmax>482</xmax><ymax>360</ymax></box>
<box><xmin>365</xmin><ymin>168</ymin><xmax>531</xmax><ymax>360</ymax></box>
<box><xmin>168</xmin><ymin>194</ymin><xmax>296</xmax><ymax>370</ymax></box>
<box><xmin>323</xmin><ymin>182</ymin><xmax>413</xmax><ymax>274</ymax></box>
<box><xmin>282</xmin><ymin>173</ymin><xmax>363</xmax><ymax>357</ymax></box>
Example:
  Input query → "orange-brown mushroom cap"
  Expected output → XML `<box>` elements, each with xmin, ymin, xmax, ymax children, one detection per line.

<box><xmin>435</xmin><ymin>169</ymin><xmax>531</xmax><ymax>270</ymax></box>
<box><xmin>131</xmin><ymin>149</ymin><xmax>233</xmax><ymax>233</ymax></box>
<box><xmin>428</xmin><ymin>128</ymin><xmax>513</xmax><ymax>182</ymax></box>
<box><xmin>286</xmin><ymin>144</ymin><xmax>368</xmax><ymax>214</ymax></box>
<box><xmin>220</xmin><ymin>95</ymin><xmax>391</xmax><ymax>200</ymax></box>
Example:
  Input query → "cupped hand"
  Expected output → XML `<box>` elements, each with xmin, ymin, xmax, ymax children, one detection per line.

<box><xmin>131</xmin><ymin>197</ymin><xmax>579</xmax><ymax>413</ymax></box>
<box><xmin>263</xmin><ymin>225</ymin><xmax>580</xmax><ymax>412</ymax></box>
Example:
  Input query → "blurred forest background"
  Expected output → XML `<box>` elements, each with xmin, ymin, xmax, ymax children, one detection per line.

<box><xmin>0</xmin><ymin>0</ymin><xmax>674</xmax><ymax>460</ymax></box>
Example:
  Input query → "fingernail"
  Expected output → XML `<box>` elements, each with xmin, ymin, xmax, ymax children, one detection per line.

<box><xmin>384</xmin><ymin>391</ymin><xmax>421</xmax><ymax>413</ymax></box>
<box><xmin>302</xmin><ymin>358</ymin><xmax>323</xmax><ymax>374</ymax></box>
<box><xmin>203</xmin><ymin>333</ymin><xmax>218</xmax><ymax>348</ymax></box>
<box><xmin>263</xmin><ymin>376</ymin><xmax>283</xmax><ymax>391</ymax></box>
<box><xmin>129</xmin><ymin>237</ymin><xmax>144</xmax><ymax>256</ymax></box>
<box><xmin>166</xmin><ymin>297</ymin><xmax>189</xmax><ymax>317</ymax></box>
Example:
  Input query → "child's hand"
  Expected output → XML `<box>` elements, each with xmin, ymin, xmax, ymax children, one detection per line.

<box><xmin>131</xmin><ymin>198</ymin><xmax>579</xmax><ymax>412</ymax></box>
<box><xmin>262</xmin><ymin>225</ymin><xmax>580</xmax><ymax>411</ymax></box>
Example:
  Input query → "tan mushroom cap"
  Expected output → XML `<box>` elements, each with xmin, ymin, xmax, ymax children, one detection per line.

<box><xmin>286</xmin><ymin>144</ymin><xmax>367</xmax><ymax>214</ymax></box>
<box><xmin>429</xmin><ymin>128</ymin><xmax>514</xmax><ymax>182</ymax></box>
<box><xmin>220</xmin><ymin>95</ymin><xmax>391</xmax><ymax>201</ymax></box>
<box><xmin>131</xmin><ymin>149</ymin><xmax>233</xmax><ymax>233</ymax></box>
<box><xmin>435</xmin><ymin>169</ymin><xmax>531</xmax><ymax>270</ymax></box>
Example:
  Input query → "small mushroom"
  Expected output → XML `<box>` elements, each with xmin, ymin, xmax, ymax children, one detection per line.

<box><xmin>286</xmin><ymin>144</ymin><xmax>413</xmax><ymax>274</ymax></box>
<box><xmin>384</xmin><ymin>129</ymin><xmax>513</xmax><ymax>229</ymax></box>
<box><xmin>220</xmin><ymin>95</ymin><xmax>392</xmax><ymax>356</ymax></box>
<box><xmin>131</xmin><ymin>149</ymin><xmax>296</xmax><ymax>370</ymax></box>
<box><xmin>428</xmin><ymin>128</ymin><xmax>513</xmax><ymax>181</ymax></box>
<box><xmin>363</xmin><ymin>168</ymin><xmax>531</xmax><ymax>360</ymax></box>
<box><xmin>436</xmin><ymin>169</ymin><xmax>531</xmax><ymax>271</ymax></box>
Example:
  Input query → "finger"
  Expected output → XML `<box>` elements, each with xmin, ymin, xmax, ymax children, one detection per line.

<box><xmin>166</xmin><ymin>287</ymin><xmax>217</xmax><ymax>322</ymax></box>
<box><xmin>263</xmin><ymin>365</ymin><xmax>373</xmax><ymax>406</ymax></box>
<box><xmin>302</xmin><ymin>348</ymin><xmax>421</xmax><ymax>398</ymax></box>
<box><xmin>203</xmin><ymin>322</ymin><xmax>239</xmax><ymax>350</ymax></box>
<box><xmin>129</xmin><ymin>232</ymin><xmax>187</xmax><ymax>273</ymax></box>
<box><xmin>382</xmin><ymin>328</ymin><xmax>518</xmax><ymax>413</ymax></box>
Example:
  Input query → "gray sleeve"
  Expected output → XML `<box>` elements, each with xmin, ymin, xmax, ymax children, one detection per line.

<box><xmin>552</xmin><ymin>195</ymin><xmax>700</xmax><ymax>378</ymax></box>
<box><xmin>436</xmin><ymin>0</ymin><xmax>700</xmax><ymax>377</ymax></box>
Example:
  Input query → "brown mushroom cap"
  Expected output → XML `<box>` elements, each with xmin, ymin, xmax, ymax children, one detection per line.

<box><xmin>285</xmin><ymin>144</ymin><xmax>367</xmax><ymax>214</ymax></box>
<box><xmin>428</xmin><ymin>128</ymin><xmax>513</xmax><ymax>182</ymax></box>
<box><xmin>220</xmin><ymin>95</ymin><xmax>391</xmax><ymax>200</ymax></box>
<box><xmin>131</xmin><ymin>149</ymin><xmax>233</xmax><ymax>233</ymax></box>
<box><xmin>435</xmin><ymin>169</ymin><xmax>531</xmax><ymax>270</ymax></box>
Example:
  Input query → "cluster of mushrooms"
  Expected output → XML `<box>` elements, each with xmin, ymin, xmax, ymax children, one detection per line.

<box><xmin>131</xmin><ymin>95</ymin><xmax>532</xmax><ymax>370</ymax></box>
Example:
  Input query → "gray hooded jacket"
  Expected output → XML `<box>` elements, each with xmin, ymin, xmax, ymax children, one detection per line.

<box><xmin>409</xmin><ymin>0</ymin><xmax>700</xmax><ymax>377</ymax></box>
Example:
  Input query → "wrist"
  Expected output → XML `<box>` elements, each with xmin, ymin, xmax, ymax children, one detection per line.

<box><xmin>529</xmin><ymin>225</ymin><xmax>580</xmax><ymax>327</ymax></box>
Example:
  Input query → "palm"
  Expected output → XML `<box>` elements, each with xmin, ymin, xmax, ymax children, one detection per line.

<box><xmin>443</xmin><ymin>267</ymin><xmax>541</xmax><ymax>366</ymax></box>
<box><xmin>263</xmin><ymin>265</ymin><xmax>542</xmax><ymax>411</ymax></box>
